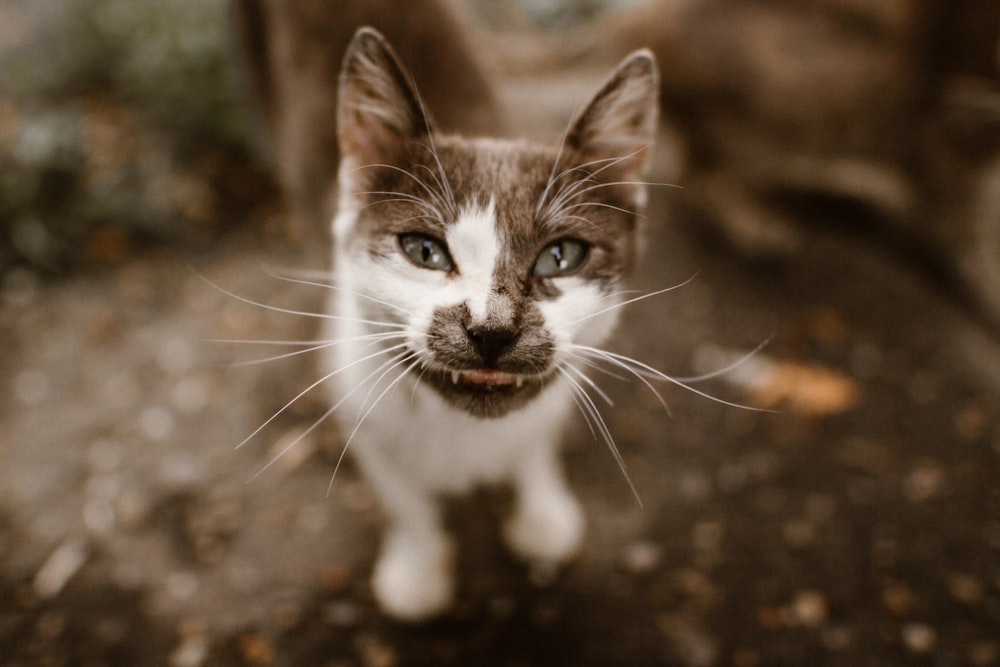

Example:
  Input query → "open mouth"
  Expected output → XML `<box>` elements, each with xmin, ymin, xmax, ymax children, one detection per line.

<box><xmin>448</xmin><ymin>368</ymin><xmax>526</xmax><ymax>391</ymax></box>
<box><xmin>418</xmin><ymin>364</ymin><xmax>552</xmax><ymax>417</ymax></box>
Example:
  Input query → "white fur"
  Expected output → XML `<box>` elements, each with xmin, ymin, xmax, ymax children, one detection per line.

<box><xmin>445</xmin><ymin>197</ymin><xmax>499</xmax><ymax>322</ymax></box>
<box><xmin>327</xmin><ymin>178</ymin><xmax>622</xmax><ymax>620</ymax></box>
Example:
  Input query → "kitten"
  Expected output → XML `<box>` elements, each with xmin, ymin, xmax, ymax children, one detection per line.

<box><xmin>326</xmin><ymin>28</ymin><xmax>658</xmax><ymax>620</ymax></box>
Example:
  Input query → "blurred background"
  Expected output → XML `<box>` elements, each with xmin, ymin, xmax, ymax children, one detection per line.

<box><xmin>1</xmin><ymin>1</ymin><xmax>998</xmax><ymax>665</ymax></box>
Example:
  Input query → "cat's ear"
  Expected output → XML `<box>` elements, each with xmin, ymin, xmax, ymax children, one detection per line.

<box><xmin>337</xmin><ymin>27</ymin><xmax>433</xmax><ymax>169</ymax></box>
<box><xmin>565</xmin><ymin>49</ymin><xmax>659</xmax><ymax>183</ymax></box>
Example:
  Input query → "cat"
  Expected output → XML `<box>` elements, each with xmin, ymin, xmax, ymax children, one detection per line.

<box><xmin>320</xmin><ymin>27</ymin><xmax>659</xmax><ymax>620</ymax></box>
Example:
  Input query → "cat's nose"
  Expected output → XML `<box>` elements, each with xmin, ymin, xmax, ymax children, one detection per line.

<box><xmin>465</xmin><ymin>324</ymin><xmax>519</xmax><ymax>368</ymax></box>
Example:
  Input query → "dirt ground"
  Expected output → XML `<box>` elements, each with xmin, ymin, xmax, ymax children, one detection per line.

<box><xmin>3</xmin><ymin>174</ymin><xmax>1000</xmax><ymax>666</ymax></box>
<box><xmin>3</xmin><ymin>36</ymin><xmax>1000</xmax><ymax>667</ymax></box>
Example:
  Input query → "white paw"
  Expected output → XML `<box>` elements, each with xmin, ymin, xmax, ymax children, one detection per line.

<box><xmin>504</xmin><ymin>491</ymin><xmax>585</xmax><ymax>565</ymax></box>
<box><xmin>371</xmin><ymin>532</ymin><xmax>453</xmax><ymax>622</ymax></box>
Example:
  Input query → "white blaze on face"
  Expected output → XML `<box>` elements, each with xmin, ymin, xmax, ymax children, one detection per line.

<box><xmin>539</xmin><ymin>278</ymin><xmax>621</xmax><ymax>357</ymax></box>
<box><xmin>445</xmin><ymin>197</ymin><xmax>500</xmax><ymax>322</ymax></box>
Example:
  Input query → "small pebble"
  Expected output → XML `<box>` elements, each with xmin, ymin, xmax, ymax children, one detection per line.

<box><xmin>158</xmin><ymin>336</ymin><xmax>196</xmax><ymax>375</ymax></box>
<box><xmin>83</xmin><ymin>496</ymin><xmax>116</xmax><ymax>536</ymax></box>
<box><xmin>35</xmin><ymin>611</ymin><xmax>67</xmax><ymax>639</ymax></box>
<box><xmin>237</xmin><ymin>632</ymin><xmax>275</xmax><ymax>666</ymax></box>
<box><xmin>171</xmin><ymin>375</ymin><xmax>209</xmax><ymax>413</ymax></box>
<box><xmin>782</xmin><ymin>520</ymin><xmax>816</xmax><ymax>548</ymax></box>
<box><xmin>882</xmin><ymin>581</ymin><xmax>916</xmax><ymax>616</ymax></box>
<box><xmin>677</xmin><ymin>469</ymin><xmax>713</xmax><ymax>502</ymax></box>
<box><xmin>140</xmin><ymin>405</ymin><xmax>176</xmax><ymax>441</ymax></box>
<box><xmin>657</xmin><ymin>613</ymin><xmax>720</xmax><ymax>667</ymax></box>
<box><xmin>820</xmin><ymin>625</ymin><xmax>854</xmax><ymax>651</ymax></box>
<box><xmin>2</xmin><ymin>267</ymin><xmax>39</xmax><ymax>307</ymax></box>
<box><xmin>33</xmin><ymin>538</ymin><xmax>88</xmax><ymax>599</ymax></box>
<box><xmin>324</xmin><ymin>601</ymin><xmax>361</xmax><ymax>627</ymax></box>
<box><xmin>165</xmin><ymin>571</ymin><xmax>199</xmax><ymax>601</ymax></box>
<box><xmin>901</xmin><ymin>623</ymin><xmax>937</xmax><ymax>654</ymax></box>
<box><xmin>621</xmin><ymin>540</ymin><xmax>663</xmax><ymax>574</ymax></box>
<box><xmin>321</xmin><ymin>564</ymin><xmax>352</xmax><ymax>593</ymax></box>
<box><xmin>357</xmin><ymin>634</ymin><xmax>398</xmax><ymax>667</ymax></box>
<box><xmin>170</xmin><ymin>633</ymin><xmax>209</xmax><ymax>667</ymax></box>
<box><xmin>788</xmin><ymin>590</ymin><xmax>829</xmax><ymax>628</ymax></box>
<box><xmin>902</xmin><ymin>461</ymin><xmax>946</xmax><ymax>503</ymax></box>
<box><xmin>955</xmin><ymin>404</ymin><xmax>989</xmax><ymax>442</ymax></box>
<box><xmin>804</xmin><ymin>494</ymin><xmax>837</xmax><ymax>523</ymax></box>
<box><xmin>947</xmin><ymin>573</ymin><xmax>984</xmax><ymax>605</ymax></box>
<box><xmin>969</xmin><ymin>641</ymin><xmax>1000</xmax><ymax>666</ymax></box>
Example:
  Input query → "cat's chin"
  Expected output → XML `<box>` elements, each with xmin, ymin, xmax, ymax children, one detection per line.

<box><xmin>419</xmin><ymin>367</ymin><xmax>554</xmax><ymax>419</ymax></box>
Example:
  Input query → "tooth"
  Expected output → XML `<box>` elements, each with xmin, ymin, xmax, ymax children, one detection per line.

<box><xmin>515</xmin><ymin>376</ymin><xmax>524</xmax><ymax>389</ymax></box>
<box><xmin>451</xmin><ymin>371</ymin><xmax>460</xmax><ymax>385</ymax></box>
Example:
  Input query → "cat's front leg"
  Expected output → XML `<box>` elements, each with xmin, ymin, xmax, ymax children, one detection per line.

<box><xmin>372</xmin><ymin>520</ymin><xmax>453</xmax><ymax>621</ymax></box>
<box><xmin>504</xmin><ymin>442</ymin><xmax>584</xmax><ymax>566</ymax></box>
<box><xmin>353</xmin><ymin>446</ymin><xmax>454</xmax><ymax>621</ymax></box>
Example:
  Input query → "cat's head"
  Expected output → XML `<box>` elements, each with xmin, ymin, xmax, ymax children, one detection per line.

<box><xmin>333</xmin><ymin>28</ymin><xmax>659</xmax><ymax>418</ymax></box>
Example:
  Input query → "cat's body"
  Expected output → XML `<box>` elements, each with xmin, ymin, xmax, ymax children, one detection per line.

<box><xmin>323</xmin><ymin>30</ymin><xmax>658</xmax><ymax>619</ymax></box>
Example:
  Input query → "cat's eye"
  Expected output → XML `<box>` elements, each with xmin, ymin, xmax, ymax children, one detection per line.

<box><xmin>399</xmin><ymin>233</ymin><xmax>454</xmax><ymax>272</ymax></box>
<box><xmin>533</xmin><ymin>239</ymin><xmax>588</xmax><ymax>277</ymax></box>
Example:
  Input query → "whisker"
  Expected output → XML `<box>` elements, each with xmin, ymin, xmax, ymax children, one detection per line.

<box><xmin>231</xmin><ymin>332</ymin><xmax>407</xmax><ymax>367</ymax></box>
<box><xmin>571</xmin><ymin>345</ymin><xmax>672</xmax><ymax>416</ymax></box>
<box><xmin>574</xmin><ymin>346</ymin><xmax>775</xmax><ymax>413</ymax></box>
<box><xmin>538</xmin><ymin>146</ymin><xmax>657</xmax><ymax>219</ymax></box>
<box><xmin>248</xmin><ymin>349</ymin><xmax>412</xmax><ymax>482</ymax></box>
<box><xmin>558</xmin><ymin>367</ymin><xmax>643</xmax><ymax>507</ymax></box>
<box><xmin>413</xmin><ymin>161</ymin><xmax>458</xmax><ymax>220</ymax></box>
<box><xmin>408</xmin><ymin>79</ymin><xmax>458</xmax><ymax>219</ymax></box>
<box><xmin>545</xmin><ymin>179</ymin><xmax>680</xmax><ymax>222</ymax></box>
<box><xmin>568</xmin><ymin>276</ymin><xmax>698</xmax><ymax>327</ymax></box>
<box><xmin>563</xmin><ymin>363</ymin><xmax>615</xmax><ymax>407</ymax></box>
<box><xmin>673</xmin><ymin>337</ymin><xmax>773</xmax><ymax>383</ymax></box>
<box><xmin>350</xmin><ymin>352</ymin><xmax>416</xmax><ymax>431</ymax></box>
<box><xmin>355</xmin><ymin>163</ymin><xmax>440</xmax><ymax>207</ymax></box>
<box><xmin>235</xmin><ymin>341</ymin><xmax>410</xmax><ymax>450</ymax></box>
<box><xmin>360</xmin><ymin>197</ymin><xmax>439</xmax><ymax>218</ymax></box>
<box><xmin>536</xmin><ymin>102</ymin><xmax>583</xmax><ymax>218</ymax></box>
<box><xmin>536</xmin><ymin>144</ymin><xmax>679</xmax><ymax>236</ymax></box>
<box><xmin>194</xmin><ymin>271</ymin><xmax>405</xmax><ymax>330</ymax></box>
<box><xmin>233</xmin><ymin>341</ymin><xmax>338</xmax><ymax>367</ymax></box>
<box><xmin>262</xmin><ymin>268</ymin><xmax>415</xmax><ymax>320</ymax></box>
<box><xmin>564</xmin><ymin>349</ymin><xmax>628</xmax><ymax>383</ymax></box>
<box><xmin>327</xmin><ymin>353</ymin><xmax>418</xmax><ymax>496</ymax></box>
<box><xmin>560</xmin><ymin>200</ymin><xmax>640</xmax><ymax>218</ymax></box>
<box><xmin>210</xmin><ymin>338</ymin><xmax>340</xmax><ymax>347</ymax></box>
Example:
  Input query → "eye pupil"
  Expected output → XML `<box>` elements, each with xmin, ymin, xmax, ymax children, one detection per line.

<box><xmin>400</xmin><ymin>234</ymin><xmax>453</xmax><ymax>272</ymax></box>
<box><xmin>534</xmin><ymin>238</ymin><xmax>587</xmax><ymax>277</ymax></box>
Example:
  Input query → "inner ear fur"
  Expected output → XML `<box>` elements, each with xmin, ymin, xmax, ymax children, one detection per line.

<box><xmin>337</xmin><ymin>27</ymin><xmax>434</xmax><ymax>169</ymax></box>
<box><xmin>565</xmin><ymin>50</ymin><xmax>660</xmax><ymax>182</ymax></box>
